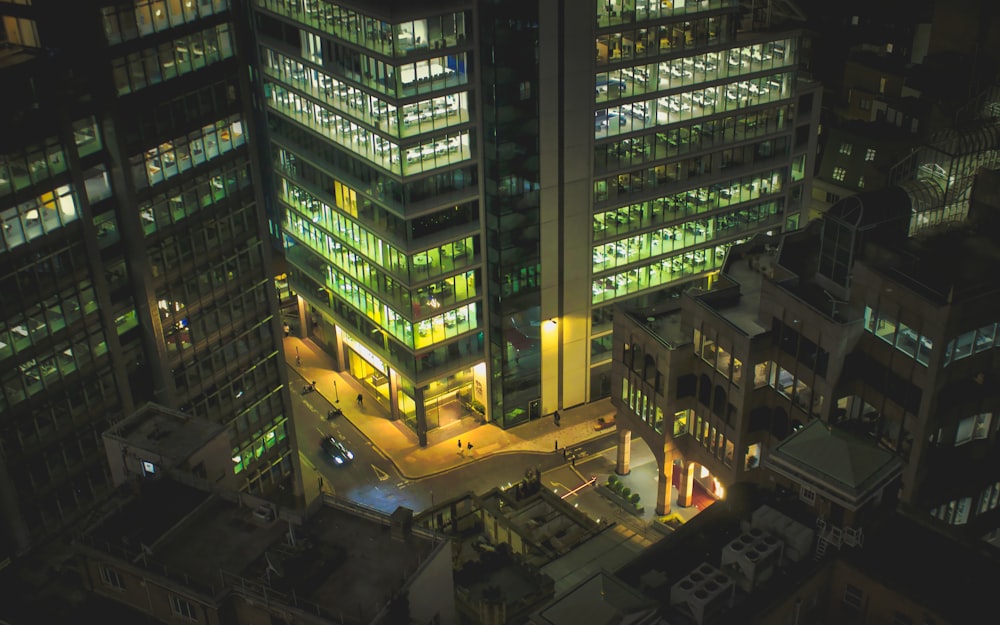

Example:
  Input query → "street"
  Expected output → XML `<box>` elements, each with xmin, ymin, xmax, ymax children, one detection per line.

<box><xmin>292</xmin><ymin>380</ymin><xmax>703</xmax><ymax>538</ymax></box>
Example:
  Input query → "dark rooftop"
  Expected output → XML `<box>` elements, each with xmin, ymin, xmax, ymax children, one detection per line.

<box><xmin>77</xmin><ymin>478</ymin><xmax>445</xmax><ymax>618</ymax></box>
<box><xmin>878</xmin><ymin>221</ymin><xmax>1000</xmax><ymax>304</ymax></box>
<box><xmin>843</xmin><ymin>512</ymin><xmax>1000</xmax><ymax>624</ymax></box>
<box><xmin>80</xmin><ymin>479</ymin><xmax>210</xmax><ymax>558</ymax></box>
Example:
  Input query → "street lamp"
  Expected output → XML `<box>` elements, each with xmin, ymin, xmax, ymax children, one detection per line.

<box><xmin>333</xmin><ymin>379</ymin><xmax>339</xmax><ymax>402</ymax></box>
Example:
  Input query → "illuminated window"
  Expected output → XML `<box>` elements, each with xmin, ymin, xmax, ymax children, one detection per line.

<box><xmin>832</xmin><ymin>167</ymin><xmax>846</xmax><ymax>182</ymax></box>
<box><xmin>865</xmin><ymin>148</ymin><xmax>877</xmax><ymax>161</ymax></box>
<box><xmin>744</xmin><ymin>443</ymin><xmax>760</xmax><ymax>470</ymax></box>
<box><xmin>839</xmin><ymin>143</ymin><xmax>852</xmax><ymax>155</ymax></box>
<box><xmin>858</xmin><ymin>176</ymin><xmax>865</xmax><ymax>189</ymax></box>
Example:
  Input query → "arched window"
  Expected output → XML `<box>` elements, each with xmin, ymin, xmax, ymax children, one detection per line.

<box><xmin>713</xmin><ymin>385</ymin><xmax>727</xmax><ymax>418</ymax></box>
<box><xmin>698</xmin><ymin>374</ymin><xmax>711</xmax><ymax>406</ymax></box>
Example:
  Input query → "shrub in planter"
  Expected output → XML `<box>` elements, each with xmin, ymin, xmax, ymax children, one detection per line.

<box><xmin>470</xmin><ymin>400</ymin><xmax>485</xmax><ymax>415</ymax></box>
<box><xmin>621</xmin><ymin>487</ymin><xmax>631</xmax><ymax>498</ymax></box>
<box><xmin>607</xmin><ymin>475</ymin><xmax>618</xmax><ymax>487</ymax></box>
<box><xmin>629</xmin><ymin>493</ymin><xmax>641</xmax><ymax>506</ymax></box>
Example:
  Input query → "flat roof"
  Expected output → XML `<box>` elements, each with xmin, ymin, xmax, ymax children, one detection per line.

<box><xmin>876</xmin><ymin>222</ymin><xmax>1000</xmax><ymax>304</ymax></box>
<box><xmin>692</xmin><ymin>244</ymin><xmax>774</xmax><ymax>338</ymax></box>
<box><xmin>79</xmin><ymin>479</ymin><xmax>212</xmax><ymax>563</ymax></box>
<box><xmin>843</xmin><ymin>512</ymin><xmax>1000</xmax><ymax>624</ymax></box>
<box><xmin>104</xmin><ymin>403</ymin><xmax>226</xmax><ymax>462</ymax></box>
<box><xmin>257</xmin><ymin>503</ymin><xmax>439</xmax><ymax>614</ymax></box>
<box><xmin>79</xmin><ymin>479</ymin><xmax>442</xmax><ymax>612</ymax></box>
<box><xmin>642</xmin><ymin>308</ymin><xmax>689</xmax><ymax>348</ymax></box>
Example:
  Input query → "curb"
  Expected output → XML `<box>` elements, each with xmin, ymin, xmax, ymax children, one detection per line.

<box><xmin>287</xmin><ymin>359</ymin><xmax>617</xmax><ymax>481</ymax></box>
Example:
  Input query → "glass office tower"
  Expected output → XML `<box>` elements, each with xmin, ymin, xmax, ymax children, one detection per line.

<box><xmin>253</xmin><ymin>0</ymin><xmax>483</xmax><ymax>445</ymax></box>
<box><xmin>0</xmin><ymin>0</ymin><xmax>298</xmax><ymax>558</ymax></box>
<box><xmin>581</xmin><ymin>0</ymin><xmax>818</xmax><ymax>402</ymax></box>
<box><xmin>250</xmin><ymin>0</ymin><xmax>818</xmax><ymax>444</ymax></box>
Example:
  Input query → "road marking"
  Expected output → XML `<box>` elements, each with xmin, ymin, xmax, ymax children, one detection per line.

<box><xmin>369</xmin><ymin>442</ymin><xmax>390</xmax><ymax>462</ymax></box>
<box><xmin>560</xmin><ymin>475</ymin><xmax>598</xmax><ymax>499</ymax></box>
<box><xmin>372</xmin><ymin>464</ymin><xmax>390</xmax><ymax>481</ymax></box>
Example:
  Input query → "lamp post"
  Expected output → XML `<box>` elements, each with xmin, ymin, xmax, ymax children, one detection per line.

<box><xmin>333</xmin><ymin>379</ymin><xmax>339</xmax><ymax>402</ymax></box>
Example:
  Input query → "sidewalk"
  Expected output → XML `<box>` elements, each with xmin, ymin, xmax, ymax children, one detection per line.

<box><xmin>285</xmin><ymin>336</ymin><xmax>616</xmax><ymax>480</ymax></box>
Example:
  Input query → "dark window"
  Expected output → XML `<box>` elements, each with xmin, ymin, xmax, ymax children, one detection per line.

<box><xmin>712</xmin><ymin>385</ymin><xmax>727</xmax><ymax>418</ymax></box>
<box><xmin>748</xmin><ymin>406</ymin><xmax>770</xmax><ymax>431</ymax></box>
<box><xmin>698</xmin><ymin>374</ymin><xmax>711</xmax><ymax>406</ymax></box>
<box><xmin>676</xmin><ymin>373</ymin><xmax>696</xmax><ymax>398</ymax></box>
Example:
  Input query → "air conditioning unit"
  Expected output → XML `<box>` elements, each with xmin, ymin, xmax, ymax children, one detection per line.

<box><xmin>749</xmin><ymin>504</ymin><xmax>815</xmax><ymax>562</ymax></box>
<box><xmin>670</xmin><ymin>562</ymin><xmax>735</xmax><ymax>625</ymax></box>
<box><xmin>721</xmin><ymin>530</ymin><xmax>784</xmax><ymax>591</ymax></box>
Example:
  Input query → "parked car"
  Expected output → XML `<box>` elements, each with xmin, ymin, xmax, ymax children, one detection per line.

<box><xmin>322</xmin><ymin>436</ymin><xmax>355</xmax><ymax>465</ymax></box>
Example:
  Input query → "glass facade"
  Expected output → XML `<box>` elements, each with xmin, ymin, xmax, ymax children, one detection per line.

<box><xmin>481</xmin><ymin>0</ymin><xmax>542</xmax><ymax>428</ymax></box>
<box><xmin>249</xmin><ymin>0</ymin><xmax>815</xmax><ymax>439</ymax></box>
<box><xmin>0</xmin><ymin>0</ymin><xmax>295</xmax><ymax>556</ymax></box>
<box><xmin>588</xmin><ymin>0</ymin><xmax>809</xmax><ymax>398</ymax></box>
<box><xmin>255</xmin><ymin>0</ymin><xmax>484</xmax><ymax>444</ymax></box>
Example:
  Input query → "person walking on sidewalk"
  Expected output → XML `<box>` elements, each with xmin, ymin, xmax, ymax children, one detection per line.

<box><xmin>356</xmin><ymin>393</ymin><xmax>364</xmax><ymax>408</ymax></box>
<box><xmin>554</xmin><ymin>410</ymin><xmax>561</xmax><ymax>427</ymax></box>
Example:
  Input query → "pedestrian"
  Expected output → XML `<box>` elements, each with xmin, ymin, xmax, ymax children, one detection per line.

<box><xmin>458</xmin><ymin>439</ymin><xmax>462</xmax><ymax>449</ymax></box>
<box><xmin>356</xmin><ymin>393</ymin><xmax>364</xmax><ymax>407</ymax></box>
<box><xmin>554</xmin><ymin>411</ymin><xmax>561</xmax><ymax>427</ymax></box>
<box><xmin>467</xmin><ymin>441</ymin><xmax>473</xmax><ymax>451</ymax></box>
<box><xmin>283</xmin><ymin>322</ymin><xmax>290</xmax><ymax>337</ymax></box>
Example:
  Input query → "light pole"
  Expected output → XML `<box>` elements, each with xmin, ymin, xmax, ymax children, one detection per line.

<box><xmin>333</xmin><ymin>379</ymin><xmax>339</xmax><ymax>402</ymax></box>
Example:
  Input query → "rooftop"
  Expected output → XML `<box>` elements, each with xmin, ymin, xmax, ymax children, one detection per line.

<box><xmin>877</xmin><ymin>220</ymin><xmax>1000</xmax><ymax>304</ymax></box>
<box><xmin>77</xmin><ymin>478</ymin><xmax>444</xmax><ymax>617</ymax></box>
<box><xmin>104</xmin><ymin>402</ymin><xmax>226</xmax><ymax>464</ymax></box>
<box><xmin>689</xmin><ymin>237</ymin><xmax>776</xmax><ymax>338</ymax></box>
<box><xmin>79</xmin><ymin>479</ymin><xmax>212</xmax><ymax>564</ymax></box>
<box><xmin>530</xmin><ymin>571</ymin><xmax>660</xmax><ymax>625</ymax></box>
<box><xmin>627</xmin><ymin>306</ymin><xmax>689</xmax><ymax>349</ymax></box>
<box><xmin>615</xmin><ymin>485</ymin><xmax>826</xmax><ymax>624</ymax></box>
<box><xmin>843</xmin><ymin>512</ymin><xmax>1000</xmax><ymax>624</ymax></box>
<box><xmin>765</xmin><ymin>420</ymin><xmax>904</xmax><ymax>510</ymax></box>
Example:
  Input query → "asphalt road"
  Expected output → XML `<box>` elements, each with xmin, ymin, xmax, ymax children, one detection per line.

<box><xmin>291</xmin><ymin>382</ymin><xmax>713</xmax><ymax>542</ymax></box>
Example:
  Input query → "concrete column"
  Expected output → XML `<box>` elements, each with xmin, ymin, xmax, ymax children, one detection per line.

<box><xmin>414</xmin><ymin>386</ymin><xmax>429</xmax><ymax>447</ymax></box>
<box><xmin>678</xmin><ymin>461</ymin><xmax>696</xmax><ymax>508</ymax></box>
<box><xmin>615</xmin><ymin>428</ymin><xmax>632</xmax><ymax>475</ymax></box>
<box><xmin>655</xmin><ymin>453</ymin><xmax>674</xmax><ymax>516</ymax></box>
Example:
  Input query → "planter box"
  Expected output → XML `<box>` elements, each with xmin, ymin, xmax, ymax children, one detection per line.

<box><xmin>598</xmin><ymin>485</ymin><xmax>644</xmax><ymax>516</ymax></box>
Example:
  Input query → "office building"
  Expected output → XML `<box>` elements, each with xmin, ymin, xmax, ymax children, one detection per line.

<box><xmin>0</xmin><ymin>0</ymin><xmax>299</xmax><ymax>560</ymax></box>
<box><xmin>253</xmin><ymin>0</ymin><xmax>819</xmax><ymax>445</ymax></box>
<box><xmin>610</xmin><ymin>169</ymin><xmax>1000</xmax><ymax>543</ymax></box>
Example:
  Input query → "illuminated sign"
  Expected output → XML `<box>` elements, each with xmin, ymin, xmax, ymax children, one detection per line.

<box><xmin>342</xmin><ymin>334</ymin><xmax>386</xmax><ymax>372</ymax></box>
